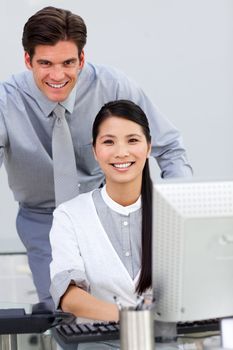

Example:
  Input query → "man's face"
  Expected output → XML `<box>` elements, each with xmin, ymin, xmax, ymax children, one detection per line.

<box><xmin>24</xmin><ymin>40</ymin><xmax>84</xmax><ymax>102</ymax></box>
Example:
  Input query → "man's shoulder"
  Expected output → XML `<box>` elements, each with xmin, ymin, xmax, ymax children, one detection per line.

<box><xmin>0</xmin><ymin>71</ymin><xmax>34</xmax><ymax>110</ymax></box>
<box><xmin>85</xmin><ymin>62</ymin><xmax>129</xmax><ymax>82</ymax></box>
<box><xmin>1</xmin><ymin>71</ymin><xmax>30</xmax><ymax>93</ymax></box>
<box><xmin>82</xmin><ymin>62</ymin><xmax>141</xmax><ymax>98</ymax></box>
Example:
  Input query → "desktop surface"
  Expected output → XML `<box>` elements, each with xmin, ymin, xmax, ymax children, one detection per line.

<box><xmin>0</xmin><ymin>304</ymin><xmax>223</xmax><ymax>350</ymax></box>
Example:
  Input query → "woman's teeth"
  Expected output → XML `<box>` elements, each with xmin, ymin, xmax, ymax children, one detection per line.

<box><xmin>113</xmin><ymin>162</ymin><xmax>132</xmax><ymax>168</ymax></box>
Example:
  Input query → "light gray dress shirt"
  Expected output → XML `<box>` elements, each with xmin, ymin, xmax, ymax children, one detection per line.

<box><xmin>0</xmin><ymin>62</ymin><xmax>192</xmax><ymax>209</ymax></box>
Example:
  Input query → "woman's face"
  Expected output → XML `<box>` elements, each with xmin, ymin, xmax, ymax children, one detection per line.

<box><xmin>93</xmin><ymin>116</ymin><xmax>151</xmax><ymax>188</ymax></box>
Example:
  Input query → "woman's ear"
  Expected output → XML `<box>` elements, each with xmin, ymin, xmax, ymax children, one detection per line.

<box><xmin>147</xmin><ymin>144</ymin><xmax>152</xmax><ymax>158</ymax></box>
<box><xmin>92</xmin><ymin>146</ymin><xmax>98</xmax><ymax>161</ymax></box>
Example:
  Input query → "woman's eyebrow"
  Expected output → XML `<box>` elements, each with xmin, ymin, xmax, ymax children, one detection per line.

<box><xmin>98</xmin><ymin>133</ymin><xmax>143</xmax><ymax>139</ymax></box>
<box><xmin>98</xmin><ymin>134</ymin><xmax>116</xmax><ymax>139</ymax></box>
<box><xmin>126</xmin><ymin>133</ymin><xmax>142</xmax><ymax>138</ymax></box>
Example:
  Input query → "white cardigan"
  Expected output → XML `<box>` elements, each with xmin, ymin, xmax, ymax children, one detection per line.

<box><xmin>50</xmin><ymin>191</ymin><xmax>139</xmax><ymax>309</ymax></box>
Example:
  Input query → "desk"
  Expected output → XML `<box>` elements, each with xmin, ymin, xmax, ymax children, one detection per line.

<box><xmin>53</xmin><ymin>337</ymin><xmax>222</xmax><ymax>350</ymax></box>
<box><xmin>53</xmin><ymin>326</ymin><xmax>222</xmax><ymax>350</ymax></box>
<box><xmin>0</xmin><ymin>328</ymin><xmax>55</xmax><ymax>350</ymax></box>
<box><xmin>0</xmin><ymin>326</ymin><xmax>222</xmax><ymax>350</ymax></box>
<box><xmin>0</xmin><ymin>303</ymin><xmax>223</xmax><ymax>350</ymax></box>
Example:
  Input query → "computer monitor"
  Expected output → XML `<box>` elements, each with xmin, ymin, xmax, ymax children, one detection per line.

<box><xmin>149</xmin><ymin>158</ymin><xmax>233</xmax><ymax>322</ymax></box>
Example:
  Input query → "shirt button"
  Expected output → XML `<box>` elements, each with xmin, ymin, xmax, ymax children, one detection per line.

<box><xmin>125</xmin><ymin>251</ymin><xmax>130</xmax><ymax>257</ymax></box>
<box><xmin>78</xmin><ymin>184</ymin><xmax>81</xmax><ymax>188</ymax></box>
<box><xmin>123</xmin><ymin>221</ymin><xmax>128</xmax><ymax>226</ymax></box>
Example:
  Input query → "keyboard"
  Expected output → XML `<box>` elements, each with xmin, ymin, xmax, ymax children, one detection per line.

<box><xmin>56</xmin><ymin>318</ymin><xmax>220</xmax><ymax>344</ymax></box>
<box><xmin>177</xmin><ymin>319</ymin><xmax>220</xmax><ymax>335</ymax></box>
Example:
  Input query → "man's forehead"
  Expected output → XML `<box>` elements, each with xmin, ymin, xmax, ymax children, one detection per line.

<box><xmin>33</xmin><ymin>41</ymin><xmax>79</xmax><ymax>59</ymax></box>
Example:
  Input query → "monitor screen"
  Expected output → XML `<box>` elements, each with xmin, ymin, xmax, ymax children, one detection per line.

<box><xmin>149</xmin><ymin>158</ymin><xmax>233</xmax><ymax>322</ymax></box>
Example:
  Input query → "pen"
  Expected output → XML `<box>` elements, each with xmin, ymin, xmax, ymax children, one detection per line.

<box><xmin>113</xmin><ymin>295</ymin><xmax>122</xmax><ymax>310</ymax></box>
<box><xmin>135</xmin><ymin>295</ymin><xmax>144</xmax><ymax>310</ymax></box>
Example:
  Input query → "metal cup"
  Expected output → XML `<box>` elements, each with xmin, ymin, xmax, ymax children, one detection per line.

<box><xmin>120</xmin><ymin>307</ymin><xmax>155</xmax><ymax>350</ymax></box>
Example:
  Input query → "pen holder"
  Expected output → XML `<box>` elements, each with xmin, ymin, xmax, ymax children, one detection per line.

<box><xmin>120</xmin><ymin>307</ymin><xmax>155</xmax><ymax>350</ymax></box>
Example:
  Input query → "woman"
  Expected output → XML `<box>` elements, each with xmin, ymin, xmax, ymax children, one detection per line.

<box><xmin>50</xmin><ymin>99</ymin><xmax>153</xmax><ymax>325</ymax></box>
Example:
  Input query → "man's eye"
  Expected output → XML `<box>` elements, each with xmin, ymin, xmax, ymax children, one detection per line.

<box><xmin>39</xmin><ymin>61</ymin><xmax>50</xmax><ymax>66</ymax></box>
<box><xmin>64</xmin><ymin>60</ymin><xmax>76</xmax><ymax>66</ymax></box>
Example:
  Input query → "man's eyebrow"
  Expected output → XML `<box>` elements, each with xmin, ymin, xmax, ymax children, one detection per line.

<box><xmin>36</xmin><ymin>59</ymin><xmax>51</xmax><ymax>63</ymax></box>
<box><xmin>63</xmin><ymin>57</ymin><xmax>78</xmax><ymax>62</ymax></box>
<box><xmin>36</xmin><ymin>57</ymin><xmax>78</xmax><ymax>63</ymax></box>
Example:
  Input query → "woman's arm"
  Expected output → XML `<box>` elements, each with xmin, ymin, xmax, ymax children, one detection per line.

<box><xmin>61</xmin><ymin>284</ymin><xmax>119</xmax><ymax>322</ymax></box>
<box><xmin>50</xmin><ymin>203</ymin><xmax>119</xmax><ymax>321</ymax></box>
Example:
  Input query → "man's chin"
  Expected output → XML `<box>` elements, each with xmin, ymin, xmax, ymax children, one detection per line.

<box><xmin>44</xmin><ymin>92</ymin><xmax>68</xmax><ymax>102</ymax></box>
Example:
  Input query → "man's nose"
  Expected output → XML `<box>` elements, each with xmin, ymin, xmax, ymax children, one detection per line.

<box><xmin>49</xmin><ymin>65</ymin><xmax>65</xmax><ymax>81</ymax></box>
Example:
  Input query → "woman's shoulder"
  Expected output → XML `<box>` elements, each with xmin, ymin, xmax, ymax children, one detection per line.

<box><xmin>61</xmin><ymin>191</ymin><xmax>93</xmax><ymax>208</ymax></box>
<box><xmin>56</xmin><ymin>189</ymin><xmax>102</xmax><ymax>214</ymax></box>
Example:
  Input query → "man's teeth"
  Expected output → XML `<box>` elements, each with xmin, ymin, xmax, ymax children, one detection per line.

<box><xmin>47</xmin><ymin>82</ymin><xmax>66</xmax><ymax>89</ymax></box>
<box><xmin>113</xmin><ymin>163</ymin><xmax>132</xmax><ymax>168</ymax></box>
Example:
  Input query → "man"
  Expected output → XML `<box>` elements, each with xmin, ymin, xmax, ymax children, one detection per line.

<box><xmin>0</xmin><ymin>6</ymin><xmax>192</xmax><ymax>308</ymax></box>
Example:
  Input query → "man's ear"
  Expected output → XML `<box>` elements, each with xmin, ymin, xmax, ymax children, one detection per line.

<box><xmin>79</xmin><ymin>50</ymin><xmax>85</xmax><ymax>70</ymax></box>
<box><xmin>24</xmin><ymin>52</ymin><xmax>32</xmax><ymax>70</ymax></box>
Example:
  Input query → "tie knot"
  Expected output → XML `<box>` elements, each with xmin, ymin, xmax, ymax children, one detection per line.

<box><xmin>53</xmin><ymin>104</ymin><xmax>66</xmax><ymax>119</ymax></box>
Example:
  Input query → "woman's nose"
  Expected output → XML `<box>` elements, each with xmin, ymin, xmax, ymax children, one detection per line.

<box><xmin>115</xmin><ymin>144</ymin><xmax>130</xmax><ymax>158</ymax></box>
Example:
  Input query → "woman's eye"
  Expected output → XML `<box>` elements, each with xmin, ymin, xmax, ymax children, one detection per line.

<box><xmin>129</xmin><ymin>138</ymin><xmax>139</xmax><ymax>143</ymax></box>
<box><xmin>103</xmin><ymin>140</ymin><xmax>114</xmax><ymax>145</ymax></box>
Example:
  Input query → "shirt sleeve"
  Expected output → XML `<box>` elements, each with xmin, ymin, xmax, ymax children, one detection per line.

<box><xmin>0</xmin><ymin>109</ymin><xmax>8</xmax><ymax>168</ymax></box>
<box><xmin>49</xmin><ymin>205</ymin><xmax>90</xmax><ymax>308</ymax></box>
<box><xmin>116</xmin><ymin>74</ymin><xmax>193</xmax><ymax>178</ymax></box>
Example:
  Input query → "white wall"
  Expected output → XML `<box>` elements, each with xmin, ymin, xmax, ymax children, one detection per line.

<box><xmin>1</xmin><ymin>0</ymin><xmax>233</xmax><ymax>245</ymax></box>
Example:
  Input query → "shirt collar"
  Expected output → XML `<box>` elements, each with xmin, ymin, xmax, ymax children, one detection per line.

<box><xmin>59</xmin><ymin>84</ymin><xmax>77</xmax><ymax>113</ymax></box>
<box><xmin>25</xmin><ymin>71</ymin><xmax>77</xmax><ymax>117</ymax></box>
<box><xmin>101</xmin><ymin>185</ymin><xmax>141</xmax><ymax>216</ymax></box>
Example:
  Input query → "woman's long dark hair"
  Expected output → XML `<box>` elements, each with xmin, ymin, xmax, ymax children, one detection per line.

<box><xmin>92</xmin><ymin>100</ymin><xmax>152</xmax><ymax>294</ymax></box>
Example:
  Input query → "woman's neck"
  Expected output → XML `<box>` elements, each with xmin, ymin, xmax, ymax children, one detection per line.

<box><xmin>105</xmin><ymin>181</ymin><xmax>141</xmax><ymax>207</ymax></box>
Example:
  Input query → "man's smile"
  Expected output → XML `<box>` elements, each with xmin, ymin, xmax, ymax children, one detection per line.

<box><xmin>46</xmin><ymin>81</ymin><xmax>69</xmax><ymax>89</ymax></box>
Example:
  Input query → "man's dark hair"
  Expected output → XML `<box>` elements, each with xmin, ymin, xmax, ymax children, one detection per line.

<box><xmin>93</xmin><ymin>100</ymin><xmax>153</xmax><ymax>294</ymax></box>
<box><xmin>22</xmin><ymin>6</ymin><xmax>87</xmax><ymax>59</ymax></box>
